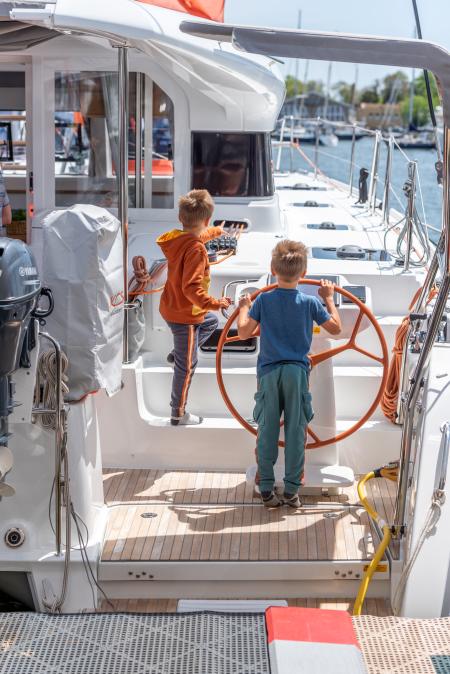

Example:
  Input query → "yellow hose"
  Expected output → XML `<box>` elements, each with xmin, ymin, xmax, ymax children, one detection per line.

<box><xmin>353</xmin><ymin>471</ymin><xmax>392</xmax><ymax>616</ymax></box>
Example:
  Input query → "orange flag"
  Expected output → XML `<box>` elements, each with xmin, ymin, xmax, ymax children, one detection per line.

<box><xmin>138</xmin><ymin>0</ymin><xmax>224</xmax><ymax>22</ymax></box>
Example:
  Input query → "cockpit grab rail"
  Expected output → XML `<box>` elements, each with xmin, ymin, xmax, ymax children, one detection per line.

<box><xmin>393</xmin><ymin>231</ymin><xmax>450</xmax><ymax>538</ymax></box>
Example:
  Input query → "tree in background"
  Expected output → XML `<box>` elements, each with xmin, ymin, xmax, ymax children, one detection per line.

<box><xmin>400</xmin><ymin>95</ymin><xmax>430</xmax><ymax>127</ymax></box>
<box><xmin>332</xmin><ymin>80</ymin><xmax>355</xmax><ymax>105</ymax></box>
<box><xmin>285</xmin><ymin>76</ymin><xmax>324</xmax><ymax>99</ymax></box>
<box><xmin>283</xmin><ymin>69</ymin><xmax>442</xmax><ymax>127</ymax></box>
<box><xmin>414</xmin><ymin>72</ymin><xmax>440</xmax><ymax>107</ymax></box>
<box><xmin>285</xmin><ymin>75</ymin><xmax>304</xmax><ymax>99</ymax></box>
<box><xmin>381</xmin><ymin>71</ymin><xmax>409</xmax><ymax>103</ymax></box>
<box><xmin>360</xmin><ymin>87</ymin><xmax>380</xmax><ymax>103</ymax></box>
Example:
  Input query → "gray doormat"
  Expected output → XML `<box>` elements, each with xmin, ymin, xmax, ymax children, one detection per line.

<box><xmin>0</xmin><ymin>611</ymin><xmax>270</xmax><ymax>674</ymax></box>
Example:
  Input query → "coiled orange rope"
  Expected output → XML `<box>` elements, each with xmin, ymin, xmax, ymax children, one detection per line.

<box><xmin>128</xmin><ymin>256</ymin><xmax>167</xmax><ymax>297</ymax></box>
<box><xmin>380</xmin><ymin>285</ymin><xmax>438</xmax><ymax>422</ymax></box>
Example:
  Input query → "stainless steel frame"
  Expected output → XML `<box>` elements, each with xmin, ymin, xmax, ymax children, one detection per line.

<box><xmin>118</xmin><ymin>46</ymin><xmax>130</xmax><ymax>364</ymax></box>
<box><xmin>382</xmin><ymin>136</ymin><xmax>393</xmax><ymax>224</ymax></box>
<box><xmin>403</xmin><ymin>161</ymin><xmax>418</xmax><ymax>272</ymax></box>
<box><xmin>435</xmin><ymin>421</ymin><xmax>450</xmax><ymax>497</ymax></box>
<box><xmin>348</xmin><ymin>123</ymin><xmax>357</xmax><ymax>197</ymax></box>
<box><xmin>135</xmin><ymin>72</ymin><xmax>144</xmax><ymax>209</ymax></box>
<box><xmin>393</xmin><ymin>130</ymin><xmax>450</xmax><ymax>535</ymax></box>
<box><xmin>34</xmin><ymin>332</ymin><xmax>66</xmax><ymax>556</ymax></box>
<box><xmin>368</xmin><ymin>131</ymin><xmax>381</xmax><ymax>214</ymax></box>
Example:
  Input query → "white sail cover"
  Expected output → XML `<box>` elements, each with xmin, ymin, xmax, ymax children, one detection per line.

<box><xmin>42</xmin><ymin>205</ymin><xmax>123</xmax><ymax>401</ymax></box>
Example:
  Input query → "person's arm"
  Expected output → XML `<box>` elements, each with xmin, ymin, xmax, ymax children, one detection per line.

<box><xmin>198</xmin><ymin>222</ymin><xmax>225</xmax><ymax>244</ymax></box>
<box><xmin>182</xmin><ymin>244</ymin><xmax>230</xmax><ymax>311</ymax></box>
<box><xmin>237</xmin><ymin>293</ymin><xmax>259</xmax><ymax>339</ymax></box>
<box><xmin>2</xmin><ymin>203</ymin><xmax>11</xmax><ymax>227</ymax></box>
<box><xmin>317</xmin><ymin>280</ymin><xmax>342</xmax><ymax>335</ymax></box>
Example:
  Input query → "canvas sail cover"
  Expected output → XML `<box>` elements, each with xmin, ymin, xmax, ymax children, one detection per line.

<box><xmin>137</xmin><ymin>0</ymin><xmax>224</xmax><ymax>22</ymax></box>
<box><xmin>42</xmin><ymin>205</ymin><xmax>124</xmax><ymax>401</ymax></box>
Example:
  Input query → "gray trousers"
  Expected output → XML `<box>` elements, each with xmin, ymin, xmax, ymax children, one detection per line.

<box><xmin>166</xmin><ymin>312</ymin><xmax>218</xmax><ymax>417</ymax></box>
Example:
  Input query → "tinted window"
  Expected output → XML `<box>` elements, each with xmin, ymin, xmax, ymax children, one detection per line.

<box><xmin>192</xmin><ymin>132</ymin><xmax>273</xmax><ymax>198</ymax></box>
<box><xmin>54</xmin><ymin>72</ymin><xmax>175</xmax><ymax>209</ymax></box>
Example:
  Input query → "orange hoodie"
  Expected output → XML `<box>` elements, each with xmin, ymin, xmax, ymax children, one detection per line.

<box><xmin>157</xmin><ymin>226</ymin><xmax>223</xmax><ymax>324</ymax></box>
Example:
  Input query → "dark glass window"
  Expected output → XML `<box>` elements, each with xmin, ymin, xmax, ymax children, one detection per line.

<box><xmin>192</xmin><ymin>132</ymin><xmax>273</xmax><ymax>198</ymax></box>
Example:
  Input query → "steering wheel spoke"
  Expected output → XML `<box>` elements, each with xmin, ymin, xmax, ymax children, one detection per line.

<box><xmin>352</xmin><ymin>343</ymin><xmax>385</xmax><ymax>363</ymax></box>
<box><xmin>216</xmin><ymin>281</ymin><xmax>389</xmax><ymax>450</ymax></box>
<box><xmin>310</xmin><ymin>342</ymin><xmax>349</xmax><ymax>367</ymax></box>
<box><xmin>225</xmin><ymin>335</ymin><xmax>243</xmax><ymax>344</ymax></box>
<box><xmin>307</xmin><ymin>427</ymin><xmax>320</xmax><ymax>443</ymax></box>
<box><xmin>349</xmin><ymin>309</ymin><xmax>364</xmax><ymax>344</ymax></box>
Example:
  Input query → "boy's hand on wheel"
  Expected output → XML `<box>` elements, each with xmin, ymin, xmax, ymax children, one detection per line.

<box><xmin>238</xmin><ymin>293</ymin><xmax>252</xmax><ymax>309</ymax></box>
<box><xmin>219</xmin><ymin>296</ymin><xmax>232</xmax><ymax>309</ymax></box>
<box><xmin>318</xmin><ymin>279</ymin><xmax>335</xmax><ymax>301</ymax></box>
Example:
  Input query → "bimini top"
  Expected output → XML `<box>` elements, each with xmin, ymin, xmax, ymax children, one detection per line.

<box><xmin>180</xmin><ymin>20</ymin><xmax>450</xmax><ymax>125</ymax></box>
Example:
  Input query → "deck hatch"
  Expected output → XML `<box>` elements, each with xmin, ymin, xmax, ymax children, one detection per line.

<box><xmin>0</xmin><ymin>612</ymin><xmax>270</xmax><ymax>674</ymax></box>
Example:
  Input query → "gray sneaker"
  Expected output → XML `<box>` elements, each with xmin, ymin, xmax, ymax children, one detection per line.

<box><xmin>170</xmin><ymin>412</ymin><xmax>204</xmax><ymax>426</ymax></box>
<box><xmin>261</xmin><ymin>491</ymin><xmax>282</xmax><ymax>508</ymax></box>
<box><xmin>284</xmin><ymin>492</ymin><xmax>301</xmax><ymax>508</ymax></box>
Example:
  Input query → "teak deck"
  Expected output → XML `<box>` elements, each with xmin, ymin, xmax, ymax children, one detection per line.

<box><xmin>99</xmin><ymin>597</ymin><xmax>392</xmax><ymax>616</ymax></box>
<box><xmin>102</xmin><ymin>469</ymin><xmax>396</xmax><ymax>563</ymax></box>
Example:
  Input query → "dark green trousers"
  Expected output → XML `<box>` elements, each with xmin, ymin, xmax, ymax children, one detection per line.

<box><xmin>253</xmin><ymin>364</ymin><xmax>313</xmax><ymax>494</ymax></box>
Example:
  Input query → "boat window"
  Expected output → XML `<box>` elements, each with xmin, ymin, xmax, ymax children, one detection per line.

<box><xmin>0</xmin><ymin>72</ymin><xmax>26</xmax><ymax>170</ymax></box>
<box><xmin>54</xmin><ymin>73</ymin><xmax>175</xmax><ymax>209</ymax></box>
<box><xmin>192</xmin><ymin>132</ymin><xmax>274</xmax><ymax>198</ymax></box>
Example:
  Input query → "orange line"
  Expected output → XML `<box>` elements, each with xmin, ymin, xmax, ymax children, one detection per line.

<box><xmin>179</xmin><ymin>326</ymin><xmax>195</xmax><ymax>414</ymax></box>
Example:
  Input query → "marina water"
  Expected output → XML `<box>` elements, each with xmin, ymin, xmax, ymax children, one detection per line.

<box><xmin>280</xmin><ymin>136</ymin><xmax>443</xmax><ymax>243</ymax></box>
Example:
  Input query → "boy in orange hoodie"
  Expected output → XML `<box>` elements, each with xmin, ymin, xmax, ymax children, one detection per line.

<box><xmin>157</xmin><ymin>189</ymin><xmax>231</xmax><ymax>426</ymax></box>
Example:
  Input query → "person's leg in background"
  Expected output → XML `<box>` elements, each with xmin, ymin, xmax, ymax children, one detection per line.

<box><xmin>282</xmin><ymin>364</ymin><xmax>311</xmax><ymax>506</ymax></box>
<box><xmin>254</xmin><ymin>367</ymin><xmax>283</xmax><ymax>507</ymax></box>
<box><xmin>197</xmin><ymin>311</ymin><xmax>218</xmax><ymax>349</ymax></box>
<box><xmin>168</xmin><ymin>312</ymin><xmax>217</xmax><ymax>363</ymax></box>
<box><xmin>167</xmin><ymin>321</ymin><xmax>202</xmax><ymax>425</ymax></box>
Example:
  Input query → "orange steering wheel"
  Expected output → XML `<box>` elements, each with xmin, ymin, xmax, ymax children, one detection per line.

<box><xmin>216</xmin><ymin>280</ymin><xmax>389</xmax><ymax>449</ymax></box>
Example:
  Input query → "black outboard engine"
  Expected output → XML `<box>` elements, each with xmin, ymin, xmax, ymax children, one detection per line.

<box><xmin>0</xmin><ymin>238</ymin><xmax>51</xmax><ymax>492</ymax></box>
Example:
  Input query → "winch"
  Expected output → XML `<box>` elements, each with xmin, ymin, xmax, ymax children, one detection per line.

<box><xmin>0</xmin><ymin>237</ymin><xmax>51</xmax><ymax>497</ymax></box>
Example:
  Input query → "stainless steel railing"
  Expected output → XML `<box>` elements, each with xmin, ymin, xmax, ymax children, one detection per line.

<box><xmin>33</xmin><ymin>332</ymin><xmax>67</xmax><ymax>555</ymax></box>
<box><xmin>392</xmin><ymin>126</ymin><xmax>450</xmax><ymax>539</ymax></box>
<box><xmin>274</xmin><ymin>116</ymin><xmax>434</xmax><ymax>260</ymax></box>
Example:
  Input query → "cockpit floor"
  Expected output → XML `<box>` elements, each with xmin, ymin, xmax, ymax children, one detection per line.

<box><xmin>102</xmin><ymin>470</ymin><xmax>396</xmax><ymax>563</ymax></box>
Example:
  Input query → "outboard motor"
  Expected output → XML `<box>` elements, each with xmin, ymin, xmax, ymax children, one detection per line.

<box><xmin>0</xmin><ymin>237</ymin><xmax>51</xmax><ymax>496</ymax></box>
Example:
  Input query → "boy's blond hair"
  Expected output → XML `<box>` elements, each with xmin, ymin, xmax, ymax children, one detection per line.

<box><xmin>272</xmin><ymin>239</ymin><xmax>308</xmax><ymax>281</ymax></box>
<box><xmin>178</xmin><ymin>189</ymin><xmax>214</xmax><ymax>229</ymax></box>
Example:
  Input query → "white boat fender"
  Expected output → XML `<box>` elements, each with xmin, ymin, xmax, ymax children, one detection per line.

<box><xmin>266</xmin><ymin>607</ymin><xmax>367</xmax><ymax>674</ymax></box>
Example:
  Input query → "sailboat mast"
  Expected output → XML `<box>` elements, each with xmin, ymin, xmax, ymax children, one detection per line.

<box><xmin>324</xmin><ymin>61</ymin><xmax>332</xmax><ymax>120</ymax></box>
<box><xmin>299</xmin><ymin>59</ymin><xmax>309</xmax><ymax>120</ymax></box>
<box><xmin>408</xmin><ymin>67</ymin><xmax>415</xmax><ymax>129</ymax></box>
<box><xmin>293</xmin><ymin>9</ymin><xmax>302</xmax><ymax>117</ymax></box>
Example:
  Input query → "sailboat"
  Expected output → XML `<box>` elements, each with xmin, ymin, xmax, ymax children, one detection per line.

<box><xmin>0</xmin><ymin>2</ymin><xmax>449</xmax><ymax>672</ymax></box>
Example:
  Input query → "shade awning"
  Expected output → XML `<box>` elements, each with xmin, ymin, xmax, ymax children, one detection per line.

<box><xmin>180</xmin><ymin>21</ymin><xmax>450</xmax><ymax>124</ymax></box>
<box><xmin>0</xmin><ymin>20</ymin><xmax>55</xmax><ymax>51</ymax></box>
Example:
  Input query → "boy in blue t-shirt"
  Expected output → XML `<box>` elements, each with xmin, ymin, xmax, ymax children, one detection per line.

<box><xmin>237</xmin><ymin>239</ymin><xmax>342</xmax><ymax>508</ymax></box>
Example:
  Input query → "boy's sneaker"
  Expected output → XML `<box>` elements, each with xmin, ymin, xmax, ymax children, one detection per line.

<box><xmin>261</xmin><ymin>491</ymin><xmax>282</xmax><ymax>508</ymax></box>
<box><xmin>167</xmin><ymin>352</ymin><xmax>175</xmax><ymax>365</ymax></box>
<box><xmin>170</xmin><ymin>412</ymin><xmax>203</xmax><ymax>426</ymax></box>
<box><xmin>284</xmin><ymin>492</ymin><xmax>301</xmax><ymax>508</ymax></box>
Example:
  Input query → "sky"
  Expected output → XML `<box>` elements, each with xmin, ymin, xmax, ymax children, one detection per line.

<box><xmin>224</xmin><ymin>0</ymin><xmax>449</xmax><ymax>90</ymax></box>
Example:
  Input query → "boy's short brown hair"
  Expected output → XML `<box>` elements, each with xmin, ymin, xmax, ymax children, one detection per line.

<box><xmin>178</xmin><ymin>189</ymin><xmax>214</xmax><ymax>229</ymax></box>
<box><xmin>271</xmin><ymin>239</ymin><xmax>308</xmax><ymax>281</ymax></box>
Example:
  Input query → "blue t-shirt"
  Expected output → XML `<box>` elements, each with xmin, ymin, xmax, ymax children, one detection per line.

<box><xmin>249</xmin><ymin>288</ymin><xmax>331</xmax><ymax>377</ymax></box>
